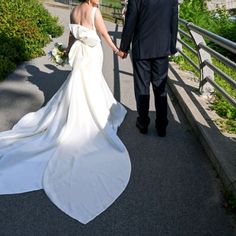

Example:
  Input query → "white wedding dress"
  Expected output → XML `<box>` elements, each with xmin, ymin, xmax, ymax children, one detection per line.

<box><xmin>0</xmin><ymin>7</ymin><xmax>131</xmax><ymax>224</ymax></box>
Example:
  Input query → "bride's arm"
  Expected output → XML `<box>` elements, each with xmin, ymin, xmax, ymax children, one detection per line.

<box><xmin>66</xmin><ymin>10</ymin><xmax>76</xmax><ymax>54</ymax></box>
<box><xmin>66</xmin><ymin>32</ymin><xmax>76</xmax><ymax>54</ymax></box>
<box><xmin>95</xmin><ymin>9</ymin><xmax>124</xmax><ymax>57</ymax></box>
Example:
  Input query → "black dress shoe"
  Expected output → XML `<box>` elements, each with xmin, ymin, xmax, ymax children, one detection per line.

<box><xmin>156</xmin><ymin>126</ymin><xmax>166</xmax><ymax>137</ymax></box>
<box><xmin>155</xmin><ymin>120</ymin><xmax>168</xmax><ymax>137</ymax></box>
<box><xmin>136</xmin><ymin>119</ymin><xmax>148</xmax><ymax>134</ymax></box>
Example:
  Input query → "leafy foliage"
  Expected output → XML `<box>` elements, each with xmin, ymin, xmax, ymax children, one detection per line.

<box><xmin>0</xmin><ymin>56</ymin><xmax>16</xmax><ymax>79</ymax></box>
<box><xmin>179</xmin><ymin>0</ymin><xmax>236</xmax><ymax>61</ymax></box>
<box><xmin>180</xmin><ymin>0</ymin><xmax>211</xmax><ymax>26</ymax></box>
<box><xmin>0</xmin><ymin>0</ymin><xmax>64</xmax><ymax>80</ymax></box>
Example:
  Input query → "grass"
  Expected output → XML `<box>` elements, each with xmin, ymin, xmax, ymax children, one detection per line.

<box><xmin>171</xmin><ymin>35</ymin><xmax>236</xmax><ymax>134</ymax></box>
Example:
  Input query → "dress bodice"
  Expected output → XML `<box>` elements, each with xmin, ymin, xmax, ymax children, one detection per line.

<box><xmin>69</xmin><ymin>24</ymin><xmax>100</xmax><ymax>47</ymax></box>
<box><xmin>68</xmin><ymin>7</ymin><xmax>101</xmax><ymax>67</ymax></box>
<box><xmin>69</xmin><ymin>7</ymin><xmax>100</xmax><ymax>47</ymax></box>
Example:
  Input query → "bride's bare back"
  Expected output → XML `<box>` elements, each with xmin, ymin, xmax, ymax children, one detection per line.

<box><xmin>70</xmin><ymin>3</ymin><xmax>94</xmax><ymax>29</ymax></box>
<box><xmin>67</xmin><ymin>1</ymin><xmax>123</xmax><ymax>57</ymax></box>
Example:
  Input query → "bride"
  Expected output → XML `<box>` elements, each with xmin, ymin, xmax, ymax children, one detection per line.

<box><xmin>0</xmin><ymin>0</ymin><xmax>131</xmax><ymax>224</ymax></box>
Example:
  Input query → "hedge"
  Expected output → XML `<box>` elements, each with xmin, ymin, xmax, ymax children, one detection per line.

<box><xmin>0</xmin><ymin>0</ymin><xmax>64</xmax><ymax>80</ymax></box>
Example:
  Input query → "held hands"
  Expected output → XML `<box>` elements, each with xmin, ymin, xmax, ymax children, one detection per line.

<box><xmin>115</xmin><ymin>49</ymin><xmax>128</xmax><ymax>59</ymax></box>
<box><xmin>119</xmin><ymin>50</ymin><xmax>128</xmax><ymax>59</ymax></box>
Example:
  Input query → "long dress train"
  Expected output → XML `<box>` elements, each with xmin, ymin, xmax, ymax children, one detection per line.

<box><xmin>0</xmin><ymin>7</ymin><xmax>131</xmax><ymax>224</ymax></box>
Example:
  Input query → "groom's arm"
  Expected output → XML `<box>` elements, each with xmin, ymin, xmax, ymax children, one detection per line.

<box><xmin>120</xmin><ymin>0</ymin><xmax>139</xmax><ymax>53</ymax></box>
<box><xmin>170</xmin><ymin>0</ymin><xmax>179</xmax><ymax>55</ymax></box>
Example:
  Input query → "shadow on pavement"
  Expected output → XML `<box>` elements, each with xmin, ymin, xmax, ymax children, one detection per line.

<box><xmin>26</xmin><ymin>64</ymin><xmax>71</xmax><ymax>106</ymax></box>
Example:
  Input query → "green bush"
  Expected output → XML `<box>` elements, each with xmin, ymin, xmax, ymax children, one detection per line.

<box><xmin>180</xmin><ymin>0</ymin><xmax>212</xmax><ymax>26</ymax></box>
<box><xmin>0</xmin><ymin>0</ymin><xmax>64</xmax><ymax>80</ymax></box>
<box><xmin>0</xmin><ymin>56</ymin><xmax>16</xmax><ymax>79</ymax></box>
<box><xmin>179</xmin><ymin>0</ymin><xmax>236</xmax><ymax>61</ymax></box>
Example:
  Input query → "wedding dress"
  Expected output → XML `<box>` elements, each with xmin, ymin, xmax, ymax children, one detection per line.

<box><xmin>0</xmin><ymin>7</ymin><xmax>131</xmax><ymax>224</ymax></box>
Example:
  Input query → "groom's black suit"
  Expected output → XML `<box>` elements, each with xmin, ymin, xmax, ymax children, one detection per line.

<box><xmin>120</xmin><ymin>0</ymin><xmax>178</xmax><ymax>135</ymax></box>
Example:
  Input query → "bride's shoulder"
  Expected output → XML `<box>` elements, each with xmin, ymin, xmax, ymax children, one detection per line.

<box><xmin>71</xmin><ymin>4</ymin><xmax>81</xmax><ymax>14</ymax></box>
<box><xmin>70</xmin><ymin>4</ymin><xmax>82</xmax><ymax>23</ymax></box>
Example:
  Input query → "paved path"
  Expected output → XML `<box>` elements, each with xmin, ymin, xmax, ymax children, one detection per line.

<box><xmin>0</xmin><ymin>5</ymin><xmax>235</xmax><ymax>236</ymax></box>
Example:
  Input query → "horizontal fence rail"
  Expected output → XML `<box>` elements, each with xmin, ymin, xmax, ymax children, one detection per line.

<box><xmin>187</xmin><ymin>23</ymin><xmax>236</xmax><ymax>54</ymax></box>
<box><xmin>100</xmin><ymin>3</ymin><xmax>124</xmax><ymax>24</ymax></box>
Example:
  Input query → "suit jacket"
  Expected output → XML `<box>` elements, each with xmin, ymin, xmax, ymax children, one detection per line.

<box><xmin>120</xmin><ymin>0</ymin><xmax>178</xmax><ymax>59</ymax></box>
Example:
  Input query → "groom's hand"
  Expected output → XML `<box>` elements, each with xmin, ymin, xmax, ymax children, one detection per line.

<box><xmin>118</xmin><ymin>50</ymin><xmax>128</xmax><ymax>59</ymax></box>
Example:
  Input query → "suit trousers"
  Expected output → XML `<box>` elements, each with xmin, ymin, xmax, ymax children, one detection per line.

<box><xmin>132</xmin><ymin>56</ymin><xmax>169</xmax><ymax>128</ymax></box>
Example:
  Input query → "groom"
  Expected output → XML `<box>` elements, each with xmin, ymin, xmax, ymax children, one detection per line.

<box><xmin>119</xmin><ymin>0</ymin><xmax>178</xmax><ymax>137</ymax></box>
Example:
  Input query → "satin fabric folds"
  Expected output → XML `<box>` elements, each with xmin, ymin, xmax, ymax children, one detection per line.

<box><xmin>0</xmin><ymin>11</ymin><xmax>131</xmax><ymax>224</ymax></box>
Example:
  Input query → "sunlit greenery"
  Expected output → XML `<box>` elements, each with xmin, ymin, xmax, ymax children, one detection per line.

<box><xmin>0</xmin><ymin>0</ymin><xmax>63</xmax><ymax>80</ymax></box>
